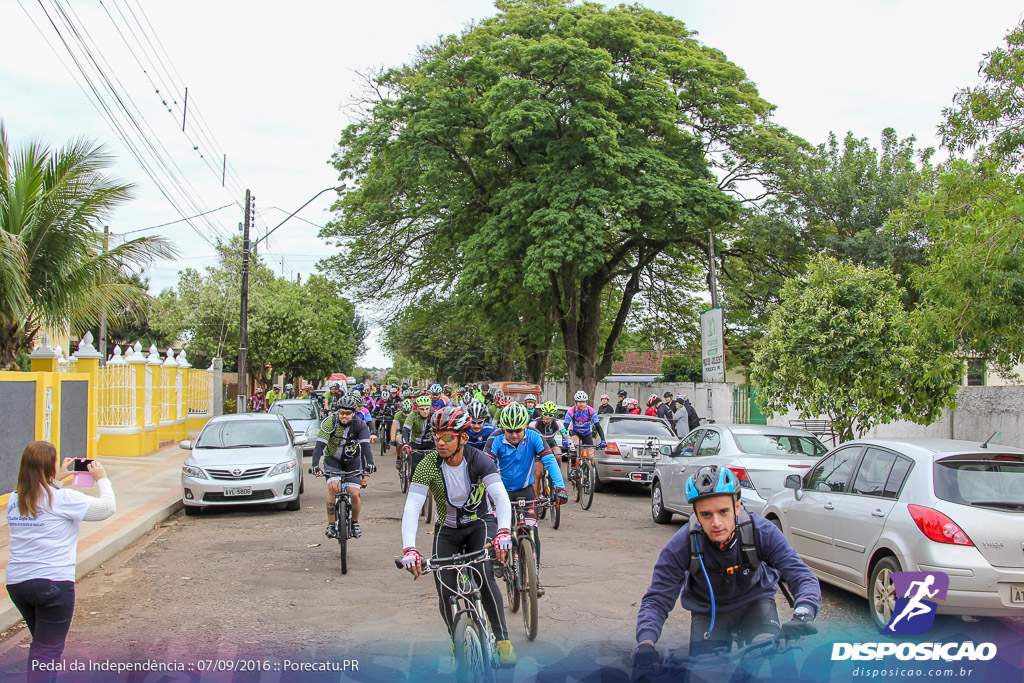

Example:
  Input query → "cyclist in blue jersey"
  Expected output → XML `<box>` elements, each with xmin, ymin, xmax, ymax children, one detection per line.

<box><xmin>429</xmin><ymin>383</ymin><xmax>451</xmax><ymax>411</ymax></box>
<box><xmin>564</xmin><ymin>391</ymin><xmax>606</xmax><ymax>449</ymax></box>
<box><xmin>484</xmin><ymin>402</ymin><xmax>568</xmax><ymax>595</ymax></box>
<box><xmin>465</xmin><ymin>401</ymin><xmax>499</xmax><ymax>450</ymax></box>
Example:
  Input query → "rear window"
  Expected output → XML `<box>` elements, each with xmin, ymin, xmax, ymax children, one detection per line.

<box><xmin>934</xmin><ymin>457</ymin><xmax>1024</xmax><ymax>508</ymax></box>
<box><xmin>734</xmin><ymin>434</ymin><xmax>827</xmax><ymax>457</ymax></box>
<box><xmin>196</xmin><ymin>420</ymin><xmax>288</xmax><ymax>448</ymax></box>
<box><xmin>270</xmin><ymin>403</ymin><xmax>316</xmax><ymax>421</ymax></box>
<box><xmin>607</xmin><ymin>418</ymin><xmax>676</xmax><ymax>438</ymax></box>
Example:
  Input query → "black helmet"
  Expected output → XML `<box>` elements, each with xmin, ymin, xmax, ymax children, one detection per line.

<box><xmin>481</xmin><ymin>383</ymin><xmax>490</xmax><ymax>392</ymax></box>
<box><xmin>337</xmin><ymin>395</ymin><xmax>359</xmax><ymax>411</ymax></box>
<box><xmin>617</xmin><ymin>389</ymin><xmax>627</xmax><ymax>397</ymax></box>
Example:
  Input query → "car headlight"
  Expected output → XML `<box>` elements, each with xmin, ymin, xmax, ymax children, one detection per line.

<box><xmin>269</xmin><ymin>461</ymin><xmax>297</xmax><ymax>477</ymax></box>
<box><xmin>182</xmin><ymin>464</ymin><xmax>207</xmax><ymax>479</ymax></box>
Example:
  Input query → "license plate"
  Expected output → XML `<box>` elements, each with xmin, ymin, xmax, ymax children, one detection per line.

<box><xmin>1012</xmin><ymin>584</ymin><xmax>1024</xmax><ymax>604</ymax></box>
<box><xmin>223</xmin><ymin>487</ymin><xmax>251</xmax><ymax>497</ymax></box>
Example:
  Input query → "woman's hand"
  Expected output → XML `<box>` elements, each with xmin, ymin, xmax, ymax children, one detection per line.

<box><xmin>56</xmin><ymin>458</ymin><xmax>74</xmax><ymax>481</ymax></box>
<box><xmin>87</xmin><ymin>460</ymin><xmax>107</xmax><ymax>481</ymax></box>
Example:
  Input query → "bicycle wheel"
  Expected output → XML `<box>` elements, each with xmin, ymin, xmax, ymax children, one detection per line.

<box><xmin>580</xmin><ymin>460</ymin><xmax>595</xmax><ymax>511</ymax></box>
<box><xmin>550</xmin><ymin>496</ymin><xmax>560</xmax><ymax>530</ymax></box>
<box><xmin>505</xmin><ymin>548</ymin><xmax>520</xmax><ymax>613</ymax></box>
<box><xmin>379</xmin><ymin>428</ymin><xmax>387</xmax><ymax>459</ymax></box>
<box><xmin>399</xmin><ymin>453</ymin><xmax>409</xmax><ymax>493</ymax></box>
<box><xmin>570</xmin><ymin>459</ymin><xmax>581</xmax><ymax>502</ymax></box>
<box><xmin>422</xmin><ymin>491</ymin><xmax>435</xmax><ymax>524</ymax></box>
<box><xmin>538</xmin><ymin>473</ymin><xmax>548</xmax><ymax>521</ymax></box>
<box><xmin>336</xmin><ymin>496</ymin><xmax>349</xmax><ymax>575</ymax></box>
<box><xmin>518</xmin><ymin>537</ymin><xmax>539</xmax><ymax>640</ymax></box>
<box><xmin>452</xmin><ymin>615</ymin><xmax>491</xmax><ymax>682</ymax></box>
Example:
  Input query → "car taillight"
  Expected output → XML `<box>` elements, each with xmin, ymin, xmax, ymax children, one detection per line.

<box><xmin>907</xmin><ymin>505</ymin><xmax>974</xmax><ymax>546</ymax></box>
<box><xmin>604</xmin><ymin>442</ymin><xmax>621</xmax><ymax>456</ymax></box>
<box><xmin>993</xmin><ymin>455</ymin><xmax>1021</xmax><ymax>462</ymax></box>
<box><xmin>727</xmin><ymin>466</ymin><xmax>754</xmax><ymax>489</ymax></box>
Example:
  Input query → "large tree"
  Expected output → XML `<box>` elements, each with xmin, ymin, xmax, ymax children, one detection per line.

<box><xmin>0</xmin><ymin>124</ymin><xmax>175</xmax><ymax>368</ymax></box>
<box><xmin>323</xmin><ymin>0</ymin><xmax>798</xmax><ymax>395</ymax></box>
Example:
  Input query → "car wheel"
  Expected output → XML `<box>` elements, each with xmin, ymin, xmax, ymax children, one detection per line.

<box><xmin>299</xmin><ymin>475</ymin><xmax>305</xmax><ymax>495</ymax></box>
<box><xmin>869</xmin><ymin>556</ymin><xmax>902</xmax><ymax>630</ymax></box>
<box><xmin>184</xmin><ymin>505</ymin><xmax>200</xmax><ymax>517</ymax></box>
<box><xmin>285</xmin><ymin>491</ymin><xmax>301</xmax><ymax>511</ymax></box>
<box><xmin>768</xmin><ymin>515</ymin><xmax>783</xmax><ymax>534</ymax></box>
<box><xmin>651</xmin><ymin>481</ymin><xmax>673</xmax><ymax>524</ymax></box>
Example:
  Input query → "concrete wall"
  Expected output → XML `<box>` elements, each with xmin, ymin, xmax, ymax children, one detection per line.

<box><xmin>765</xmin><ymin>385</ymin><xmax>1024</xmax><ymax>449</ymax></box>
<box><xmin>541</xmin><ymin>381</ymin><xmax>736</xmax><ymax>425</ymax></box>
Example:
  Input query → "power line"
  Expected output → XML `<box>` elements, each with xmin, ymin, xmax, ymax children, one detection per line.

<box><xmin>114</xmin><ymin>203</ymin><xmax>235</xmax><ymax>235</ymax></box>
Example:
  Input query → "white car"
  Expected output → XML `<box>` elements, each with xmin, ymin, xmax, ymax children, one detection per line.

<box><xmin>180</xmin><ymin>414</ymin><xmax>306</xmax><ymax>515</ymax></box>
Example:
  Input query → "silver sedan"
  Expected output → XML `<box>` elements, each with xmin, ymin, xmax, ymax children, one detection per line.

<box><xmin>180</xmin><ymin>414</ymin><xmax>307</xmax><ymax>515</ymax></box>
<box><xmin>650</xmin><ymin>424</ymin><xmax>827</xmax><ymax>523</ymax></box>
<box><xmin>267</xmin><ymin>398</ymin><xmax>322</xmax><ymax>456</ymax></box>
<box><xmin>764</xmin><ymin>437</ymin><xmax>1024</xmax><ymax>628</ymax></box>
<box><xmin>595</xmin><ymin>415</ymin><xmax>678</xmax><ymax>489</ymax></box>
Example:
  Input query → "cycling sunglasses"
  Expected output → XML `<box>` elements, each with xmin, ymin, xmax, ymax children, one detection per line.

<box><xmin>470</xmin><ymin>419</ymin><xmax>486</xmax><ymax>425</ymax></box>
<box><xmin>432</xmin><ymin>432</ymin><xmax>460</xmax><ymax>443</ymax></box>
<box><xmin>337</xmin><ymin>409</ymin><xmax>354</xmax><ymax>416</ymax></box>
<box><xmin>503</xmin><ymin>427</ymin><xmax>525</xmax><ymax>434</ymax></box>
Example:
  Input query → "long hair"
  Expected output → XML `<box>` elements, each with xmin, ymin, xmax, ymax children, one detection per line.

<box><xmin>15</xmin><ymin>441</ymin><xmax>57</xmax><ymax>518</ymax></box>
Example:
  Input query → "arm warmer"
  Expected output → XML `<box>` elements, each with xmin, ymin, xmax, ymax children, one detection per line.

<box><xmin>360</xmin><ymin>441</ymin><xmax>374</xmax><ymax>467</ymax></box>
<box><xmin>485</xmin><ymin>479</ymin><xmax>512</xmax><ymax>531</ymax></box>
<box><xmin>540</xmin><ymin>453</ymin><xmax>565</xmax><ymax>488</ymax></box>
<box><xmin>83</xmin><ymin>479</ymin><xmax>117</xmax><ymax>521</ymax></box>
<box><xmin>401</xmin><ymin>487</ymin><xmax>428</xmax><ymax>549</ymax></box>
<box><xmin>312</xmin><ymin>439</ymin><xmax>327</xmax><ymax>468</ymax></box>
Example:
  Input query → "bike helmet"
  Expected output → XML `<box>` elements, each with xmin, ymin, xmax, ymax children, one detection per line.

<box><xmin>647</xmin><ymin>394</ymin><xmax>659</xmax><ymax>407</ymax></box>
<box><xmin>255</xmin><ymin>388</ymin><xmax>263</xmax><ymax>394</ymax></box>
<box><xmin>467</xmin><ymin>402</ymin><xmax>490</xmax><ymax>420</ymax></box>
<box><xmin>356</xmin><ymin>383</ymin><xmax>364</xmax><ymax>391</ymax></box>
<box><xmin>481</xmin><ymin>383</ymin><xmax>490</xmax><ymax>392</ymax></box>
<box><xmin>401</xmin><ymin>398</ymin><xmax>414</xmax><ymax>412</ymax></box>
<box><xmin>524</xmin><ymin>394</ymin><xmax>537</xmax><ymax>403</ymax></box>
<box><xmin>599</xmin><ymin>393</ymin><xmax>610</xmax><ymax>401</ymax></box>
<box><xmin>337</xmin><ymin>395</ymin><xmax>359</xmax><ymax>411</ymax></box>
<box><xmin>499</xmin><ymin>402</ymin><xmax>530</xmax><ymax>430</ymax></box>
<box><xmin>350</xmin><ymin>389</ymin><xmax>362</xmax><ymax>398</ymax></box>
<box><xmin>686</xmin><ymin>465</ymin><xmax>740</xmax><ymax>504</ymax></box>
<box><xmin>626</xmin><ymin>397</ymin><xmax>638</xmax><ymax>407</ymax></box>
<box><xmin>401</xmin><ymin>382</ymin><xmax>409</xmax><ymax>390</ymax></box>
<box><xmin>429</xmin><ymin>383</ymin><xmax>443</xmax><ymax>395</ymax></box>
<box><xmin>285</xmin><ymin>383</ymin><xmax>293</xmax><ymax>390</ymax></box>
<box><xmin>415</xmin><ymin>395</ymin><xmax>432</xmax><ymax>408</ymax></box>
<box><xmin>540</xmin><ymin>401</ymin><xmax>558</xmax><ymax>417</ymax></box>
<box><xmin>573</xmin><ymin>390</ymin><xmax>589</xmax><ymax>402</ymax></box>
<box><xmin>430</xmin><ymin>405</ymin><xmax>470</xmax><ymax>432</ymax></box>
<box><xmin>617</xmin><ymin>389</ymin><xmax>627</xmax><ymax>398</ymax></box>
<box><xmin>495</xmin><ymin>392</ymin><xmax>512</xmax><ymax>407</ymax></box>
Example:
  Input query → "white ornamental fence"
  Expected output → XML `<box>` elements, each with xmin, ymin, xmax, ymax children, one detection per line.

<box><xmin>188</xmin><ymin>365</ymin><xmax>215</xmax><ymax>416</ymax></box>
<box><xmin>96</xmin><ymin>347</ymin><xmax>136</xmax><ymax>431</ymax></box>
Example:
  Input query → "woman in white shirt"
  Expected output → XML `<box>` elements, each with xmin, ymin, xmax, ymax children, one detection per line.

<box><xmin>5</xmin><ymin>441</ymin><xmax>116</xmax><ymax>681</ymax></box>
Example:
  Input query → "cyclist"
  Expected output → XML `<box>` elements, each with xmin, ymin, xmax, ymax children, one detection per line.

<box><xmin>429</xmin><ymin>383</ymin><xmax>451</xmax><ymax>411</ymax></box>
<box><xmin>483</xmin><ymin>402</ymin><xmax>568</xmax><ymax>596</ymax></box>
<box><xmin>597</xmin><ymin>393</ymin><xmax>614</xmax><ymax>415</ymax></box>
<box><xmin>529</xmin><ymin>401</ymin><xmax>572</xmax><ymax>483</ymax></box>
<box><xmin>390</xmin><ymin>398</ymin><xmax>415</xmax><ymax>467</ymax></box>
<box><xmin>488</xmin><ymin>390</ymin><xmax>510</xmax><ymax>424</ymax></box>
<box><xmin>564</xmin><ymin>391</ymin><xmax>607</xmax><ymax>451</ymax></box>
<box><xmin>311</xmin><ymin>395</ymin><xmax>376</xmax><ymax>540</ymax></box>
<box><xmin>657</xmin><ymin>393</ymin><xmax>676</xmax><ymax>431</ymax></box>
<box><xmin>625</xmin><ymin>397</ymin><xmax>641</xmax><ymax>415</ymax></box>
<box><xmin>249</xmin><ymin>387</ymin><xmax>265</xmax><ymax>413</ymax></box>
<box><xmin>614</xmin><ymin>388</ymin><xmax>628</xmax><ymax>414</ymax></box>
<box><xmin>645</xmin><ymin>394</ymin><xmax>661</xmax><ymax>418</ymax></box>
<box><xmin>402</xmin><ymin>395</ymin><xmax>435</xmax><ymax>474</ymax></box>
<box><xmin>523</xmin><ymin>394</ymin><xmax>542</xmax><ymax>421</ymax></box>
<box><xmin>266</xmin><ymin>385</ymin><xmax>281</xmax><ymax>408</ymax></box>
<box><xmin>633</xmin><ymin>465</ymin><xmax>820</xmax><ymax>666</ymax></box>
<box><xmin>465</xmin><ymin>401</ymin><xmax>499</xmax><ymax>450</ymax></box>
<box><xmin>399</xmin><ymin>406</ymin><xmax>517</xmax><ymax>667</ymax></box>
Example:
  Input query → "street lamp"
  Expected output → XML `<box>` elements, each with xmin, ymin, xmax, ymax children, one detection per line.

<box><xmin>237</xmin><ymin>186</ymin><xmax>340</xmax><ymax>413</ymax></box>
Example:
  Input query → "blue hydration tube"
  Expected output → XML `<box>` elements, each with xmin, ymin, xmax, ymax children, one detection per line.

<box><xmin>695</xmin><ymin>535</ymin><xmax>716</xmax><ymax>639</ymax></box>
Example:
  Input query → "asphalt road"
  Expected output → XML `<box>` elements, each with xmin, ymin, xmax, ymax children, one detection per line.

<box><xmin>1</xmin><ymin>450</ymin><xmax>1015</xmax><ymax>680</ymax></box>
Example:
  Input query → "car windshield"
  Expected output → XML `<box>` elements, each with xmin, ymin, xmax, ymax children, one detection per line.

<box><xmin>607</xmin><ymin>418</ymin><xmax>676</xmax><ymax>438</ymax></box>
<box><xmin>933</xmin><ymin>458</ymin><xmax>1024</xmax><ymax>507</ymax></box>
<box><xmin>195</xmin><ymin>420</ymin><xmax>288</xmax><ymax>448</ymax></box>
<box><xmin>269</xmin><ymin>403</ymin><xmax>316</xmax><ymax>421</ymax></box>
<box><xmin>734</xmin><ymin>434</ymin><xmax>827</xmax><ymax>457</ymax></box>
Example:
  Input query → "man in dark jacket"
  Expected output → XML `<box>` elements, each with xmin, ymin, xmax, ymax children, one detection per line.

<box><xmin>634</xmin><ymin>466</ymin><xmax>819</xmax><ymax>666</ymax></box>
<box><xmin>614</xmin><ymin>389</ymin><xmax>628</xmax><ymax>414</ymax></box>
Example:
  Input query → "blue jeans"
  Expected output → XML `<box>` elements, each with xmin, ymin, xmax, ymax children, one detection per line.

<box><xmin>6</xmin><ymin>579</ymin><xmax>75</xmax><ymax>683</ymax></box>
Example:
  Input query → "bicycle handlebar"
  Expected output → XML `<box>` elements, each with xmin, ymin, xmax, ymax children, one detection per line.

<box><xmin>393</xmin><ymin>547</ymin><xmax>495</xmax><ymax>571</ymax></box>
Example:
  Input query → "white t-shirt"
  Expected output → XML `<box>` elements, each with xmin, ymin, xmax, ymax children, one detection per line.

<box><xmin>440</xmin><ymin>458</ymin><xmax>470</xmax><ymax>507</ymax></box>
<box><xmin>6</xmin><ymin>485</ymin><xmax>96</xmax><ymax>583</ymax></box>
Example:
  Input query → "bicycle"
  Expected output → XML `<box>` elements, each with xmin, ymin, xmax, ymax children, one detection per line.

<box><xmin>376</xmin><ymin>417</ymin><xmax>391</xmax><ymax>459</ymax></box>
<box><xmin>567</xmin><ymin>444</ymin><xmax>596</xmax><ymax>510</ymax></box>
<box><xmin>402</xmin><ymin>446</ymin><xmax>436</xmax><ymax>523</ymax></box>
<box><xmin>310</xmin><ymin>466</ymin><xmax>362</xmax><ymax>575</ymax></box>
<box><xmin>635</xmin><ymin>626</ymin><xmax>818</xmax><ymax>683</ymax></box>
<box><xmin>394</xmin><ymin>548</ymin><xmax>499</xmax><ymax>682</ymax></box>
<box><xmin>536</xmin><ymin>467</ymin><xmax>561</xmax><ymax>530</ymax></box>
<box><xmin>500</xmin><ymin>497</ymin><xmax>548</xmax><ymax>641</ymax></box>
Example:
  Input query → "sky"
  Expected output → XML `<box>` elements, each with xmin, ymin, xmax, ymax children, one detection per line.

<box><xmin>2</xmin><ymin>1</ymin><xmax>1021</xmax><ymax>368</ymax></box>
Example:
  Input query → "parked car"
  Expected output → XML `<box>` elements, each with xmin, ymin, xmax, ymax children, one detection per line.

<box><xmin>763</xmin><ymin>437</ymin><xmax>1024</xmax><ymax>628</ymax></box>
<box><xmin>595</xmin><ymin>414</ymin><xmax>678</xmax><ymax>489</ymax></box>
<box><xmin>268</xmin><ymin>398</ymin><xmax>322</xmax><ymax>456</ymax></box>
<box><xmin>650</xmin><ymin>424</ymin><xmax>828</xmax><ymax>522</ymax></box>
<box><xmin>179</xmin><ymin>414</ymin><xmax>306</xmax><ymax>515</ymax></box>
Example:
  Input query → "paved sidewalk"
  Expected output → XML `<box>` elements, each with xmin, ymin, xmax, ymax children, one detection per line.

<box><xmin>0</xmin><ymin>437</ymin><xmax>192</xmax><ymax>632</ymax></box>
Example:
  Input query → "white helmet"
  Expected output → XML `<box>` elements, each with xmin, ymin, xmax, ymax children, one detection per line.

<box><xmin>573</xmin><ymin>390</ymin><xmax>589</xmax><ymax>402</ymax></box>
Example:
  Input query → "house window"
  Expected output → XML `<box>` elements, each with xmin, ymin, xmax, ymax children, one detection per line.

<box><xmin>966</xmin><ymin>359</ymin><xmax>985</xmax><ymax>386</ymax></box>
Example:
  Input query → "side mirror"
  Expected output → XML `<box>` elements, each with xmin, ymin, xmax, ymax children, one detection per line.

<box><xmin>179</xmin><ymin>440</ymin><xmax>193</xmax><ymax>450</ymax></box>
<box><xmin>293</xmin><ymin>435</ymin><xmax>308</xmax><ymax>446</ymax></box>
<box><xmin>784</xmin><ymin>474</ymin><xmax>802</xmax><ymax>490</ymax></box>
<box><xmin>659</xmin><ymin>445</ymin><xmax>673</xmax><ymax>457</ymax></box>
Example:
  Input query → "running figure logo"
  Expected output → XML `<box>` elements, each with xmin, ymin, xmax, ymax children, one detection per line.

<box><xmin>885</xmin><ymin>571</ymin><xmax>949</xmax><ymax>635</ymax></box>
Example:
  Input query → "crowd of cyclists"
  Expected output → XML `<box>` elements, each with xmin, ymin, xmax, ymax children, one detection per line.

<box><xmin>295</xmin><ymin>379</ymin><xmax>820</xmax><ymax>673</ymax></box>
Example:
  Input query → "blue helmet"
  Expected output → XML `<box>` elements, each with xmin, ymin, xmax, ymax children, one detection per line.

<box><xmin>356</xmin><ymin>383</ymin><xmax>364</xmax><ymax>391</ymax></box>
<box><xmin>686</xmin><ymin>465</ymin><xmax>739</xmax><ymax>504</ymax></box>
<box><xmin>430</xmin><ymin>383</ymin><xmax>443</xmax><ymax>396</ymax></box>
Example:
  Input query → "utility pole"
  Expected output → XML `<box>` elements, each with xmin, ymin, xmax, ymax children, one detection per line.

<box><xmin>708</xmin><ymin>226</ymin><xmax>719</xmax><ymax>308</ymax></box>
<box><xmin>99</xmin><ymin>225</ymin><xmax>109</xmax><ymax>365</ymax></box>
<box><xmin>237</xmin><ymin>190</ymin><xmax>251</xmax><ymax>414</ymax></box>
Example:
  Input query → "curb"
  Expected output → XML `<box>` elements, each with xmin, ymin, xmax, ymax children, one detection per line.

<box><xmin>0</xmin><ymin>492</ymin><xmax>183</xmax><ymax>633</ymax></box>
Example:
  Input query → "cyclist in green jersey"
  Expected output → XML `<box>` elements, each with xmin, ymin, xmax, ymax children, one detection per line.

<box><xmin>391</xmin><ymin>398</ymin><xmax>414</xmax><ymax>468</ymax></box>
<box><xmin>402</xmin><ymin>396</ymin><xmax>435</xmax><ymax>473</ymax></box>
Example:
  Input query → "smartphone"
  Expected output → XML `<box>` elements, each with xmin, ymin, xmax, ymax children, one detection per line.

<box><xmin>71</xmin><ymin>458</ymin><xmax>95</xmax><ymax>472</ymax></box>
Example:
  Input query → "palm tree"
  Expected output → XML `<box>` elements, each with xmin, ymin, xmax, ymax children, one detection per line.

<box><xmin>0</xmin><ymin>123</ymin><xmax>177</xmax><ymax>368</ymax></box>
